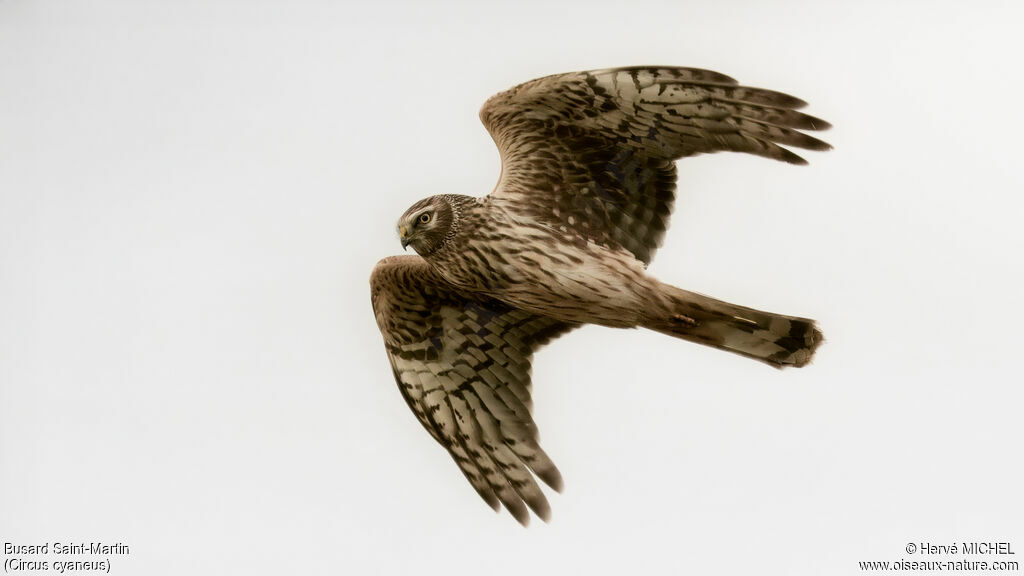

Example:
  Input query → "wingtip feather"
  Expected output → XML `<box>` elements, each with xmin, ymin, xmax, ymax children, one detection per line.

<box><xmin>778</xmin><ymin>147</ymin><xmax>810</xmax><ymax>165</ymax></box>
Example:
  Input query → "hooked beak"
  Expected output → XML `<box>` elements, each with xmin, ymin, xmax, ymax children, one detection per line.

<box><xmin>400</xmin><ymin>226</ymin><xmax>410</xmax><ymax>250</ymax></box>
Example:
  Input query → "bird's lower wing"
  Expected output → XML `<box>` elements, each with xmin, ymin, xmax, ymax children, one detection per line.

<box><xmin>370</xmin><ymin>255</ymin><xmax>575</xmax><ymax>525</ymax></box>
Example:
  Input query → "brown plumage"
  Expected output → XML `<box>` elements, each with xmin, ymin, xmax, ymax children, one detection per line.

<box><xmin>370</xmin><ymin>66</ymin><xmax>830</xmax><ymax>525</ymax></box>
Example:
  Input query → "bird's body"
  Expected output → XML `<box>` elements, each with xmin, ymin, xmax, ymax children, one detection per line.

<box><xmin>370</xmin><ymin>66</ymin><xmax>830</xmax><ymax>525</ymax></box>
<box><xmin>424</xmin><ymin>194</ymin><xmax>655</xmax><ymax>327</ymax></box>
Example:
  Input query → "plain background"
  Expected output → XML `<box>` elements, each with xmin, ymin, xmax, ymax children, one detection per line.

<box><xmin>2</xmin><ymin>1</ymin><xmax>1022</xmax><ymax>574</ymax></box>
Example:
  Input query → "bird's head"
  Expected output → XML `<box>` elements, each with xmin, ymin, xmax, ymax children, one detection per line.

<box><xmin>397</xmin><ymin>195</ymin><xmax>458</xmax><ymax>256</ymax></box>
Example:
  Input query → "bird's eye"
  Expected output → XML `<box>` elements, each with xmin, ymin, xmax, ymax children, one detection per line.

<box><xmin>419</xmin><ymin>213</ymin><xmax>431</xmax><ymax>224</ymax></box>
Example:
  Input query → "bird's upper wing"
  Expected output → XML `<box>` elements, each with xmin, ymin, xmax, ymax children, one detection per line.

<box><xmin>370</xmin><ymin>255</ymin><xmax>575</xmax><ymax>525</ymax></box>
<box><xmin>480</xmin><ymin>66</ymin><xmax>831</xmax><ymax>264</ymax></box>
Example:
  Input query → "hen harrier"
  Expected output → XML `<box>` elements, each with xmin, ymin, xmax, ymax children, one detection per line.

<box><xmin>370</xmin><ymin>66</ymin><xmax>829</xmax><ymax>525</ymax></box>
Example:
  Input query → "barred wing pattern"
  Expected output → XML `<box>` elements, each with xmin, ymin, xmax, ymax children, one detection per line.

<box><xmin>481</xmin><ymin>66</ymin><xmax>831</xmax><ymax>264</ymax></box>
<box><xmin>370</xmin><ymin>255</ymin><xmax>574</xmax><ymax>525</ymax></box>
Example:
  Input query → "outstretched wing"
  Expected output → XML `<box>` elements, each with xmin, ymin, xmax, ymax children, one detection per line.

<box><xmin>370</xmin><ymin>255</ymin><xmax>575</xmax><ymax>525</ymax></box>
<box><xmin>480</xmin><ymin>66</ymin><xmax>831</xmax><ymax>264</ymax></box>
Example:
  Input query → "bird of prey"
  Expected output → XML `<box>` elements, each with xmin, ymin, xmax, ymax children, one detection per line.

<box><xmin>370</xmin><ymin>66</ymin><xmax>829</xmax><ymax>525</ymax></box>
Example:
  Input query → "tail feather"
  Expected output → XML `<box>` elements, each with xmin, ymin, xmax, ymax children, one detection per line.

<box><xmin>645</xmin><ymin>285</ymin><xmax>823</xmax><ymax>368</ymax></box>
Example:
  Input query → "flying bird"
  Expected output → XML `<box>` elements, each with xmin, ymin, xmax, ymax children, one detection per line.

<box><xmin>370</xmin><ymin>66</ymin><xmax>830</xmax><ymax>525</ymax></box>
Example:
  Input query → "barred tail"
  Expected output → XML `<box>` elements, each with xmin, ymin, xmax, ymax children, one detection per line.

<box><xmin>644</xmin><ymin>285</ymin><xmax>823</xmax><ymax>368</ymax></box>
